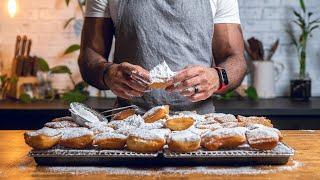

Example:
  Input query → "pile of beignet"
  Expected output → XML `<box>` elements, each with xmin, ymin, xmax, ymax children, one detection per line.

<box><xmin>24</xmin><ymin>105</ymin><xmax>283</xmax><ymax>153</ymax></box>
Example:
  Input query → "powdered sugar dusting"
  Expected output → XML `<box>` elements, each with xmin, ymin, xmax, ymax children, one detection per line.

<box><xmin>202</xmin><ymin>127</ymin><xmax>248</xmax><ymax>138</ymax></box>
<box><xmin>25</xmin><ymin>127</ymin><xmax>61</xmax><ymax>137</ymax></box>
<box><xmin>214</xmin><ymin>114</ymin><xmax>238</xmax><ymax>123</ymax></box>
<box><xmin>90</xmin><ymin>126</ymin><xmax>114</xmax><ymax>135</ymax></box>
<box><xmin>114</xmin><ymin>126</ymin><xmax>136</xmax><ymax>136</ymax></box>
<box><xmin>45</xmin><ymin>121</ymin><xmax>79</xmax><ymax>129</ymax></box>
<box><xmin>60</xmin><ymin>128</ymin><xmax>93</xmax><ymax>140</ymax></box>
<box><xmin>195</xmin><ymin>123</ymin><xmax>222</xmax><ymax>130</ymax></box>
<box><xmin>150</xmin><ymin>61</ymin><xmax>176</xmax><ymax>83</ymax></box>
<box><xmin>170</xmin><ymin>130</ymin><xmax>200</xmax><ymax>142</ymax></box>
<box><xmin>94</xmin><ymin>132</ymin><xmax>127</xmax><ymax>140</ymax></box>
<box><xmin>187</xmin><ymin>126</ymin><xmax>210</xmax><ymax>135</ymax></box>
<box><xmin>149</xmin><ymin>129</ymin><xmax>171</xmax><ymax>139</ymax></box>
<box><xmin>142</xmin><ymin>106</ymin><xmax>167</xmax><ymax>119</ymax></box>
<box><xmin>140</xmin><ymin>120</ymin><xmax>166</xmax><ymax>129</ymax></box>
<box><xmin>108</xmin><ymin>115</ymin><xmax>145</xmax><ymax>129</ymax></box>
<box><xmin>129</xmin><ymin>129</ymin><xmax>165</xmax><ymax>140</ymax></box>
<box><xmin>43</xmin><ymin>160</ymin><xmax>302</xmax><ymax>176</ymax></box>
<box><xmin>246</xmin><ymin>128</ymin><xmax>279</xmax><ymax>144</ymax></box>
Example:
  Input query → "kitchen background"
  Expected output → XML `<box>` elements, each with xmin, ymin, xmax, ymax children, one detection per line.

<box><xmin>0</xmin><ymin>0</ymin><xmax>319</xmax><ymax>97</ymax></box>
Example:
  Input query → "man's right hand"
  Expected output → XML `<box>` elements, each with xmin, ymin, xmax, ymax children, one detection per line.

<box><xmin>104</xmin><ymin>62</ymin><xmax>151</xmax><ymax>99</ymax></box>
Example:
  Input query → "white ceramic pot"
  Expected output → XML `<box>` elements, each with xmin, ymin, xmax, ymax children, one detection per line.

<box><xmin>252</xmin><ymin>61</ymin><xmax>284</xmax><ymax>99</ymax></box>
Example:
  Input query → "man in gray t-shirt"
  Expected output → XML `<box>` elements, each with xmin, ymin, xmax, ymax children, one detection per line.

<box><xmin>79</xmin><ymin>0</ymin><xmax>247</xmax><ymax>113</ymax></box>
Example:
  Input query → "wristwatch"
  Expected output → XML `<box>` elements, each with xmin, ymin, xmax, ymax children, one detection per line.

<box><xmin>213</xmin><ymin>67</ymin><xmax>229</xmax><ymax>91</ymax></box>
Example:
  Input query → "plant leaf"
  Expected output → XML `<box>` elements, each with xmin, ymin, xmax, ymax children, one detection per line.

<box><xmin>310</xmin><ymin>18</ymin><xmax>320</xmax><ymax>25</ymax></box>
<box><xmin>286</xmin><ymin>30</ymin><xmax>298</xmax><ymax>47</ymax></box>
<box><xmin>299</xmin><ymin>0</ymin><xmax>306</xmax><ymax>13</ymax></box>
<box><xmin>9</xmin><ymin>76</ymin><xmax>18</xmax><ymax>84</ymax></box>
<box><xmin>245</xmin><ymin>86</ymin><xmax>259</xmax><ymax>101</ymax></box>
<box><xmin>37</xmin><ymin>57</ymin><xmax>50</xmax><ymax>72</ymax></box>
<box><xmin>74</xmin><ymin>81</ymin><xmax>88</xmax><ymax>91</ymax></box>
<box><xmin>50</xmin><ymin>65</ymin><xmax>72</xmax><ymax>74</ymax></box>
<box><xmin>19</xmin><ymin>93</ymin><xmax>32</xmax><ymax>103</ymax></box>
<box><xmin>0</xmin><ymin>75</ymin><xmax>7</xmax><ymax>83</ymax></box>
<box><xmin>310</xmin><ymin>25</ymin><xmax>320</xmax><ymax>33</ymax></box>
<box><xmin>64</xmin><ymin>17</ymin><xmax>76</xmax><ymax>29</ymax></box>
<box><xmin>293</xmin><ymin>10</ymin><xmax>303</xmax><ymax>19</ymax></box>
<box><xmin>64</xmin><ymin>44</ymin><xmax>80</xmax><ymax>55</ymax></box>
<box><xmin>62</xmin><ymin>90</ymin><xmax>88</xmax><ymax>103</ymax></box>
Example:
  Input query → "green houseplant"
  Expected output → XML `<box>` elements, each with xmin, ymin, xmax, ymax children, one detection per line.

<box><xmin>288</xmin><ymin>0</ymin><xmax>320</xmax><ymax>100</ymax></box>
<box><xmin>37</xmin><ymin>58</ymin><xmax>89</xmax><ymax>103</ymax></box>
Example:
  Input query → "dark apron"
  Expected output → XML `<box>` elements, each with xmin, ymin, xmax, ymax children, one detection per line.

<box><xmin>113</xmin><ymin>0</ymin><xmax>215</xmax><ymax>114</ymax></box>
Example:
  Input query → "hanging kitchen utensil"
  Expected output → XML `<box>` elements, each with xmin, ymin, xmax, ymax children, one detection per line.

<box><xmin>247</xmin><ymin>37</ymin><xmax>264</xmax><ymax>60</ymax></box>
<box><xmin>16</xmin><ymin>35</ymin><xmax>27</xmax><ymax>76</ymax></box>
<box><xmin>101</xmin><ymin>104</ymin><xmax>141</xmax><ymax>119</ymax></box>
<box><xmin>11</xmin><ymin>36</ymin><xmax>21</xmax><ymax>76</ymax></box>
<box><xmin>22</xmin><ymin>39</ymin><xmax>33</xmax><ymax>76</ymax></box>
<box><xmin>266</xmin><ymin>39</ymin><xmax>279</xmax><ymax>61</ymax></box>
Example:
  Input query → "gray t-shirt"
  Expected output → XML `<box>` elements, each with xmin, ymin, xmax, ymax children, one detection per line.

<box><xmin>85</xmin><ymin>0</ymin><xmax>241</xmax><ymax>24</ymax></box>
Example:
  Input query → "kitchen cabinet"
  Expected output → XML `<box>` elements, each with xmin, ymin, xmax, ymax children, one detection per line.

<box><xmin>1</xmin><ymin>97</ymin><xmax>320</xmax><ymax>130</ymax></box>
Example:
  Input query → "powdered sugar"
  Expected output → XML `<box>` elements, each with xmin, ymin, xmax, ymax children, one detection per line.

<box><xmin>108</xmin><ymin>115</ymin><xmax>145</xmax><ymax>129</ymax></box>
<box><xmin>129</xmin><ymin>129</ymin><xmax>165</xmax><ymax>140</ymax></box>
<box><xmin>25</xmin><ymin>127</ymin><xmax>61</xmax><ymax>137</ymax></box>
<box><xmin>150</xmin><ymin>61</ymin><xmax>176</xmax><ymax>83</ymax></box>
<box><xmin>214</xmin><ymin>114</ymin><xmax>238</xmax><ymax>123</ymax></box>
<box><xmin>114</xmin><ymin>126</ymin><xmax>136</xmax><ymax>136</ymax></box>
<box><xmin>85</xmin><ymin>121</ymin><xmax>109</xmax><ymax>129</ymax></box>
<box><xmin>60</xmin><ymin>128</ymin><xmax>93</xmax><ymax>140</ymax></box>
<box><xmin>45</xmin><ymin>121</ymin><xmax>79</xmax><ymax>129</ymax></box>
<box><xmin>187</xmin><ymin>126</ymin><xmax>210</xmax><ymax>135</ymax></box>
<box><xmin>246</xmin><ymin>124</ymin><xmax>281</xmax><ymax>135</ymax></box>
<box><xmin>142</xmin><ymin>106</ymin><xmax>167</xmax><ymax>119</ymax></box>
<box><xmin>43</xmin><ymin>160</ymin><xmax>302</xmax><ymax>176</ymax></box>
<box><xmin>140</xmin><ymin>120</ymin><xmax>166</xmax><ymax>129</ymax></box>
<box><xmin>168</xmin><ymin>114</ymin><xmax>194</xmax><ymax>120</ymax></box>
<box><xmin>221</xmin><ymin>122</ymin><xmax>239</xmax><ymax>128</ymax></box>
<box><xmin>94</xmin><ymin>132</ymin><xmax>127</xmax><ymax>140</ymax></box>
<box><xmin>149</xmin><ymin>129</ymin><xmax>171</xmax><ymax>139</ymax></box>
<box><xmin>246</xmin><ymin>128</ymin><xmax>279</xmax><ymax>144</ymax></box>
<box><xmin>202</xmin><ymin>127</ymin><xmax>248</xmax><ymax>138</ymax></box>
<box><xmin>195</xmin><ymin>123</ymin><xmax>222</xmax><ymax>130</ymax></box>
<box><xmin>170</xmin><ymin>130</ymin><xmax>200</xmax><ymax>142</ymax></box>
<box><xmin>90</xmin><ymin>126</ymin><xmax>114</xmax><ymax>135</ymax></box>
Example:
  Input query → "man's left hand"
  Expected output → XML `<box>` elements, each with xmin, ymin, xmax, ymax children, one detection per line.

<box><xmin>166</xmin><ymin>65</ymin><xmax>220</xmax><ymax>102</ymax></box>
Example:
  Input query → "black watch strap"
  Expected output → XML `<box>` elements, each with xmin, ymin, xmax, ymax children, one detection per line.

<box><xmin>214</xmin><ymin>67</ymin><xmax>229</xmax><ymax>91</ymax></box>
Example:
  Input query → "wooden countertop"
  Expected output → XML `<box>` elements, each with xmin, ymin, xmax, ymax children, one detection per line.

<box><xmin>1</xmin><ymin>130</ymin><xmax>320</xmax><ymax>179</ymax></box>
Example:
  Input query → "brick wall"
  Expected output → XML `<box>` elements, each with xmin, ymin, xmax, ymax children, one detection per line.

<box><xmin>0</xmin><ymin>0</ymin><xmax>319</xmax><ymax>96</ymax></box>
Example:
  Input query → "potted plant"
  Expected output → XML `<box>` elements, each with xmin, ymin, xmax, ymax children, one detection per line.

<box><xmin>245</xmin><ymin>37</ymin><xmax>283</xmax><ymax>99</ymax></box>
<box><xmin>288</xmin><ymin>0</ymin><xmax>320</xmax><ymax>100</ymax></box>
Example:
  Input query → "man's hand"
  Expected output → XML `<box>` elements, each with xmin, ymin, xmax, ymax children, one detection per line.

<box><xmin>105</xmin><ymin>62</ymin><xmax>151</xmax><ymax>99</ymax></box>
<box><xmin>166</xmin><ymin>65</ymin><xmax>220</xmax><ymax>102</ymax></box>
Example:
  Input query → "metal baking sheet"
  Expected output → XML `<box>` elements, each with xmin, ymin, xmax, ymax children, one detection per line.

<box><xmin>162</xmin><ymin>142</ymin><xmax>294</xmax><ymax>165</ymax></box>
<box><xmin>29</xmin><ymin>143</ymin><xmax>294</xmax><ymax>166</ymax></box>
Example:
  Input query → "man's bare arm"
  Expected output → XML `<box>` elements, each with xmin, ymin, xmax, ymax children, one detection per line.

<box><xmin>78</xmin><ymin>17</ymin><xmax>114</xmax><ymax>90</ymax></box>
<box><xmin>78</xmin><ymin>17</ymin><xmax>151</xmax><ymax>98</ymax></box>
<box><xmin>213</xmin><ymin>24</ymin><xmax>247</xmax><ymax>93</ymax></box>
